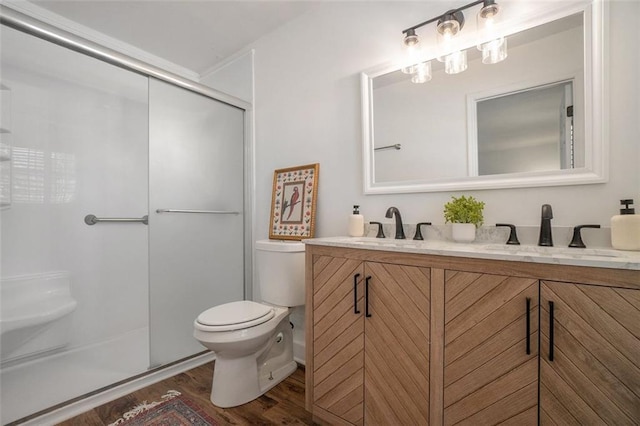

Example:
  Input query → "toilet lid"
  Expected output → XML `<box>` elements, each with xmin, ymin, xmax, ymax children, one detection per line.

<box><xmin>197</xmin><ymin>301</ymin><xmax>274</xmax><ymax>330</ymax></box>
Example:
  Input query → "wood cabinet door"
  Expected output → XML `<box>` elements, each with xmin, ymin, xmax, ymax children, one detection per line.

<box><xmin>540</xmin><ymin>281</ymin><xmax>640</xmax><ymax>424</ymax></box>
<box><xmin>443</xmin><ymin>271</ymin><xmax>539</xmax><ymax>425</ymax></box>
<box><xmin>364</xmin><ymin>262</ymin><xmax>430</xmax><ymax>426</ymax></box>
<box><xmin>312</xmin><ymin>255</ymin><xmax>365</xmax><ymax>425</ymax></box>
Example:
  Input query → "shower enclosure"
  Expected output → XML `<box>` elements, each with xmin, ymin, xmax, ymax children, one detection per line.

<box><xmin>0</xmin><ymin>9</ymin><xmax>250</xmax><ymax>424</ymax></box>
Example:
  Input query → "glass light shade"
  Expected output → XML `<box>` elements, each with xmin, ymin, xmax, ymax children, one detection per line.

<box><xmin>444</xmin><ymin>50</ymin><xmax>467</xmax><ymax>74</ymax></box>
<box><xmin>401</xmin><ymin>30</ymin><xmax>423</xmax><ymax>74</ymax></box>
<box><xmin>477</xmin><ymin>1</ymin><xmax>502</xmax><ymax>39</ymax></box>
<box><xmin>478</xmin><ymin>1</ymin><xmax>500</xmax><ymax>24</ymax></box>
<box><xmin>436</xmin><ymin>16</ymin><xmax>461</xmax><ymax>55</ymax></box>
<box><xmin>411</xmin><ymin>61</ymin><xmax>432</xmax><ymax>83</ymax></box>
<box><xmin>479</xmin><ymin>37</ymin><xmax>508</xmax><ymax>64</ymax></box>
<box><xmin>437</xmin><ymin>18</ymin><xmax>461</xmax><ymax>37</ymax></box>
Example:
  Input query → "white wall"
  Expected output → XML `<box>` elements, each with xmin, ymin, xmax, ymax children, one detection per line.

<box><xmin>251</xmin><ymin>0</ymin><xmax>639</xmax><ymax>240</ymax></box>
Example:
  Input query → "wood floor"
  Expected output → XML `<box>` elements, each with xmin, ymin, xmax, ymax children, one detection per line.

<box><xmin>58</xmin><ymin>362</ymin><xmax>314</xmax><ymax>425</ymax></box>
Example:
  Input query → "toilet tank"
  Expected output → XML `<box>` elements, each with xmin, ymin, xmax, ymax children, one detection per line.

<box><xmin>255</xmin><ymin>240</ymin><xmax>305</xmax><ymax>307</ymax></box>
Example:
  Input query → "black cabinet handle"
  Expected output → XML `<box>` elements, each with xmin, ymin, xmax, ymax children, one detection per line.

<box><xmin>353</xmin><ymin>273</ymin><xmax>361</xmax><ymax>314</ymax></box>
<box><xmin>549</xmin><ymin>301</ymin><xmax>555</xmax><ymax>362</ymax></box>
<box><xmin>526</xmin><ymin>297</ymin><xmax>531</xmax><ymax>355</ymax></box>
<box><xmin>365</xmin><ymin>276</ymin><xmax>372</xmax><ymax>318</ymax></box>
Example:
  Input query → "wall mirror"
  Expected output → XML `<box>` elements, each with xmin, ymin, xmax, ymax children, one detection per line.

<box><xmin>362</xmin><ymin>0</ymin><xmax>607</xmax><ymax>194</ymax></box>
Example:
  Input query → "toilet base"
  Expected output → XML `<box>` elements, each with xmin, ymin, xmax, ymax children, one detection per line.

<box><xmin>209</xmin><ymin>316</ymin><xmax>297</xmax><ymax>408</ymax></box>
<box><xmin>210</xmin><ymin>357</ymin><xmax>298</xmax><ymax>408</ymax></box>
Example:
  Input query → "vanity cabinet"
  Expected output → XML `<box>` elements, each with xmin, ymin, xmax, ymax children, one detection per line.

<box><xmin>309</xmin><ymin>254</ymin><xmax>430</xmax><ymax>425</ymax></box>
<box><xmin>443</xmin><ymin>271</ymin><xmax>539</xmax><ymax>425</ymax></box>
<box><xmin>539</xmin><ymin>281</ymin><xmax>640</xmax><ymax>424</ymax></box>
<box><xmin>305</xmin><ymin>244</ymin><xmax>640</xmax><ymax>426</ymax></box>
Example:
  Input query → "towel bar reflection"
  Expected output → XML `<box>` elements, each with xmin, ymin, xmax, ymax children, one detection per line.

<box><xmin>155</xmin><ymin>209</ymin><xmax>240</xmax><ymax>215</ymax></box>
<box><xmin>374</xmin><ymin>144</ymin><xmax>401</xmax><ymax>151</ymax></box>
<box><xmin>84</xmin><ymin>214</ymin><xmax>148</xmax><ymax>225</ymax></box>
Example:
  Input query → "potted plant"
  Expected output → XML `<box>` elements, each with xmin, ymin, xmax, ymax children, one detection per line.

<box><xmin>443</xmin><ymin>195</ymin><xmax>485</xmax><ymax>242</ymax></box>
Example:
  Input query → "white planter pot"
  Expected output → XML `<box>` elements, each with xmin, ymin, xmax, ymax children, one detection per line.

<box><xmin>452</xmin><ymin>223</ymin><xmax>476</xmax><ymax>243</ymax></box>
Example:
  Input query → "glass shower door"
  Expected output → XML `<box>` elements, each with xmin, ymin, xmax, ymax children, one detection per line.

<box><xmin>0</xmin><ymin>25</ymin><xmax>149</xmax><ymax>423</ymax></box>
<box><xmin>149</xmin><ymin>79</ymin><xmax>245</xmax><ymax>366</ymax></box>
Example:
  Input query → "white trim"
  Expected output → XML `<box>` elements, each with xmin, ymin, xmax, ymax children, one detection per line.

<box><xmin>3</xmin><ymin>0</ymin><xmax>199</xmax><ymax>81</ymax></box>
<box><xmin>19</xmin><ymin>352</ymin><xmax>216</xmax><ymax>426</ymax></box>
<box><xmin>362</xmin><ymin>0</ymin><xmax>608</xmax><ymax>194</ymax></box>
<box><xmin>199</xmin><ymin>48</ymin><xmax>254</xmax><ymax>82</ymax></box>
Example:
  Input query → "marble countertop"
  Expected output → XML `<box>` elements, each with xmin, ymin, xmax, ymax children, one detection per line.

<box><xmin>304</xmin><ymin>237</ymin><xmax>640</xmax><ymax>270</ymax></box>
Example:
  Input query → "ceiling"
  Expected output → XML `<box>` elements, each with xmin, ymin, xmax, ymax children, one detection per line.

<box><xmin>31</xmin><ymin>0</ymin><xmax>319</xmax><ymax>75</ymax></box>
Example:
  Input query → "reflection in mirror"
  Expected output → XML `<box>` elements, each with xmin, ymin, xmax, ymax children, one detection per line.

<box><xmin>362</xmin><ymin>2</ymin><xmax>607</xmax><ymax>194</ymax></box>
<box><xmin>474</xmin><ymin>80</ymin><xmax>576</xmax><ymax>176</ymax></box>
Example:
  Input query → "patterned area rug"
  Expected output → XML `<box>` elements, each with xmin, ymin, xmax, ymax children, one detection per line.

<box><xmin>108</xmin><ymin>390</ymin><xmax>218</xmax><ymax>425</ymax></box>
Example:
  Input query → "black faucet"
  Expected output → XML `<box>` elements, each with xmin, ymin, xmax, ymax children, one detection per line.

<box><xmin>370</xmin><ymin>221</ymin><xmax>385</xmax><ymax>238</ymax></box>
<box><xmin>538</xmin><ymin>204</ymin><xmax>554</xmax><ymax>247</ymax></box>
<box><xmin>496</xmin><ymin>223</ymin><xmax>520</xmax><ymax>245</ymax></box>
<box><xmin>413</xmin><ymin>222</ymin><xmax>432</xmax><ymax>240</ymax></box>
<box><xmin>385</xmin><ymin>207</ymin><xmax>405</xmax><ymax>239</ymax></box>
<box><xmin>569</xmin><ymin>224</ymin><xmax>601</xmax><ymax>248</ymax></box>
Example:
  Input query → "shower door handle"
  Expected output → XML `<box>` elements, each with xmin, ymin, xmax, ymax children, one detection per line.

<box><xmin>84</xmin><ymin>214</ymin><xmax>148</xmax><ymax>225</ymax></box>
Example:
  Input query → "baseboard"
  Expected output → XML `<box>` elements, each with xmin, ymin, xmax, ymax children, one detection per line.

<box><xmin>18</xmin><ymin>351</ymin><xmax>215</xmax><ymax>425</ymax></box>
<box><xmin>293</xmin><ymin>339</ymin><xmax>305</xmax><ymax>366</ymax></box>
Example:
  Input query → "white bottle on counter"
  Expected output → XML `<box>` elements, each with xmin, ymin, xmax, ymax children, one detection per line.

<box><xmin>348</xmin><ymin>205</ymin><xmax>365</xmax><ymax>237</ymax></box>
<box><xmin>611</xmin><ymin>199</ymin><xmax>640</xmax><ymax>251</ymax></box>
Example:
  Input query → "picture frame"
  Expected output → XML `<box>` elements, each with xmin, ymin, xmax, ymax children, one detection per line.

<box><xmin>269</xmin><ymin>163</ymin><xmax>319</xmax><ymax>240</ymax></box>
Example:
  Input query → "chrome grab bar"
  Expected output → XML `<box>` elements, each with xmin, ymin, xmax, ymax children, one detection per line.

<box><xmin>84</xmin><ymin>214</ymin><xmax>148</xmax><ymax>225</ymax></box>
<box><xmin>155</xmin><ymin>209</ymin><xmax>240</xmax><ymax>215</ymax></box>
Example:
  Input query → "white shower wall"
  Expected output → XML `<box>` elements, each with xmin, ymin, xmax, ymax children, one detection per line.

<box><xmin>0</xmin><ymin>25</ymin><xmax>149</xmax><ymax>351</ymax></box>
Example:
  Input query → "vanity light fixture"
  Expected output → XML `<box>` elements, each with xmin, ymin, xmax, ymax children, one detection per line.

<box><xmin>401</xmin><ymin>0</ymin><xmax>507</xmax><ymax>83</ymax></box>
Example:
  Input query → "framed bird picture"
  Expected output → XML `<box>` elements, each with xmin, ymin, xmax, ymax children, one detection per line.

<box><xmin>269</xmin><ymin>163</ymin><xmax>319</xmax><ymax>240</ymax></box>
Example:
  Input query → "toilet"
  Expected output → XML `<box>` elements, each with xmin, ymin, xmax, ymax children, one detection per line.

<box><xmin>193</xmin><ymin>239</ymin><xmax>305</xmax><ymax>408</ymax></box>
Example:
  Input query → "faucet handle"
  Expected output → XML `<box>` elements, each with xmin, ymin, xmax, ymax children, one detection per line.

<box><xmin>568</xmin><ymin>224</ymin><xmax>601</xmax><ymax>248</ymax></box>
<box><xmin>370</xmin><ymin>221</ymin><xmax>385</xmax><ymax>238</ymax></box>
<box><xmin>496</xmin><ymin>223</ymin><xmax>520</xmax><ymax>245</ymax></box>
<box><xmin>413</xmin><ymin>222</ymin><xmax>432</xmax><ymax>240</ymax></box>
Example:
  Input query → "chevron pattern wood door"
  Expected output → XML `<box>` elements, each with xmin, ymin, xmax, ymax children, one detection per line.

<box><xmin>540</xmin><ymin>281</ymin><xmax>640</xmax><ymax>424</ymax></box>
<box><xmin>364</xmin><ymin>262</ymin><xmax>430</xmax><ymax>426</ymax></box>
<box><xmin>443</xmin><ymin>271</ymin><xmax>539</xmax><ymax>425</ymax></box>
<box><xmin>312</xmin><ymin>255</ymin><xmax>365</xmax><ymax>425</ymax></box>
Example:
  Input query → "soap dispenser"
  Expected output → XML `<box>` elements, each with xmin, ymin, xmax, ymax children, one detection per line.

<box><xmin>611</xmin><ymin>199</ymin><xmax>640</xmax><ymax>251</ymax></box>
<box><xmin>348</xmin><ymin>205</ymin><xmax>365</xmax><ymax>237</ymax></box>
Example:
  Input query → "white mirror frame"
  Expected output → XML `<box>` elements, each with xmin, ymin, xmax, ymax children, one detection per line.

<box><xmin>362</xmin><ymin>0</ymin><xmax>608</xmax><ymax>194</ymax></box>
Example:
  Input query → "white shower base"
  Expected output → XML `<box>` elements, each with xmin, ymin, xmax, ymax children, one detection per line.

<box><xmin>0</xmin><ymin>327</ymin><xmax>149</xmax><ymax>424</ymax></box>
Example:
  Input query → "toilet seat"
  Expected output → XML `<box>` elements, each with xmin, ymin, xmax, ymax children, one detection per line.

<box><xmin>196</xmin><ymin>301</ymin><xmax>275</xmax><ymax>332</ymax></box>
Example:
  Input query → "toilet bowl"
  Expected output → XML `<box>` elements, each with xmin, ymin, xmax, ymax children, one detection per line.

<box><xmin>193</xmin><ymin>240</ymin><xmax>305</xmax><ymax>408</ymax></box>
